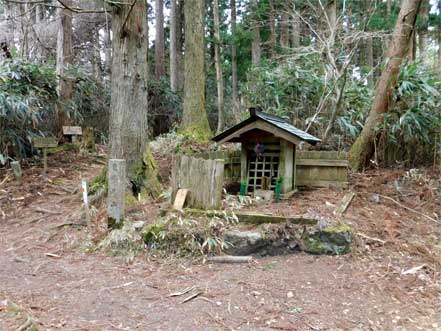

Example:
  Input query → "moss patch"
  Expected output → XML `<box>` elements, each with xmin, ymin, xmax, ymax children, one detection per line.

<box><xmin>88</xmin><ymin>167</ymin><xmax>108</xmax><ymax>196</ymax></box>
<box><xmin>131</xmin><ymin>145</ymin><xmax>162</xmax><ymax>199</ymax></box>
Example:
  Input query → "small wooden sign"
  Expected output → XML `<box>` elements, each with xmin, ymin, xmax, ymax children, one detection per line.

<box><xmin>62</xmin><ymin>126</ymin><xmax>82</xmax><ymax>136</ymax></box>
<box><xmin>33</xmin><ymin>137</ymin><xmax>58</xmax><ymax>148</ymax></box>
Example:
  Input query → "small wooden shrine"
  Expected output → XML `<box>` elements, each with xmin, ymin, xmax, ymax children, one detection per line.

<box><xmin>212</xmin><ymin>108</ymin><xmax>320</xmax><ymax>195</ymax></box>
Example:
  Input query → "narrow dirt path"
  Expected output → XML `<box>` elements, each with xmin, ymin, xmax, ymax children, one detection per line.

<box><xmin>1</xmin><ymin>152</ymin><xmax>440</xmax><ymax>330</ymax></box>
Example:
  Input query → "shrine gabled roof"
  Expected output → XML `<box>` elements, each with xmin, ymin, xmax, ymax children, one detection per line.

<box><xmin>212</xmin><ymin>108</ymin><xmax>321</xmax><ymax>145</ymax></box>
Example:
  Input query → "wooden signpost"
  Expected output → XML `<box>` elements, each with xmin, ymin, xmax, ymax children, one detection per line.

<box><xmin>62</xmin><ymin>126</ymin><xmax>82</xmax><ymax>142</ymax></box>
<box><xmin>34</xmin><ymin>137</ymin><xmax>58</xmax><ymax>175</ymax></box>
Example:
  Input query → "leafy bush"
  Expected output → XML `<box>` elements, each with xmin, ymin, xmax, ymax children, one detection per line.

<box><xmin>377</xmin><ymin>62</ymin><xmax>441</xmax><ymax>165</ymax></box>
<box><xmin>0</xmin><ymin>59</ymin><xmax>57</xmax><ymax>161</ymax></box>
<box><xmin>0</xmin><ymin>58</ymin><xmax>109</xmax><ymax>162</ymax></box>
<box><xmin>242</xmin><ymin>56</ymin><xmax>371</xmax><ymax>143</ymax></box>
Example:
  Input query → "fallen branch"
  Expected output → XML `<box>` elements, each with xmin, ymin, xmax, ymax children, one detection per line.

<box><xmin>356</xmin><ymin>232</ymin><xmax>386</xmax><ymax>244</ymax></box>
<box><xmin>378</xmin><ymin>194</ymin><xmax>441</xmax><ymax>225</ymax></box>
<box><xmin>0</xmin><ymin>175</ymin><xmax>10</xmax><ymax>186</ymax></box>
<box><xmin>16</xmin><ymin>316</ymin><xmax>33</xmax><ymax>331</ymax></box>
<box><xmin>181</xmin><ymin>291</ymin><xmax>202</xmax><ymax>304</ymax></box>
<box><xmin>168</xmin><ymin>286</ymin><xmax>195</xmax><ymax>297</ymax></box>
<box><xmin>45</xmin><ymin>253</ymin><xmax>61</xmax><ymax>258</ymax></box>
<box><xmin>49</xmin><ymin>220</ymin><xmax>86</xmax><ymax>229</ymax></box>
<box><xmin>207</xmin><ymin>256</ymin><xmax>253</xmax><ymax>264</ymax></box>
<box><xmin>35</xmin><ymin>207</ymin><xmax>62</xmax><ymax>215</ymax></box>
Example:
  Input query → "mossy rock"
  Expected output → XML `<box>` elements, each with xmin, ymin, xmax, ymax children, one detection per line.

<box><xmin>302</xmin><ymin>222</ymin><xmax>352</xmax><ymax>255</ymax></box>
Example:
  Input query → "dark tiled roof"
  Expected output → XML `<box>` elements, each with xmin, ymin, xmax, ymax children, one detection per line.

<box><xmin>212</xmin><ymin>109</ymin><xmax>321</xmax><ymax>145</ymax></box>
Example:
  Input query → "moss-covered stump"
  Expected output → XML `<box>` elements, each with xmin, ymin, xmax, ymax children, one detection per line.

<box><xmin>81</xmin><ymin>127</ymin><xmax>96</xmax><ymax>152</ymax></box>
<box><xmin>132</xmin><ymin>145</ymin><xmax>162</xmax><ymax>199</ymax></box>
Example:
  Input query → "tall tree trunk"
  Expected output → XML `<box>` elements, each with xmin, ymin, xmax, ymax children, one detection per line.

<box><xmin>324</xmin><ymin>0</ymin><xmax>337</xmax><ymax>49</ymax></box>
<box><xmin>365</xmin><ymin>35</ymin><xmax>374</xmax><ymax>88</ymax></box>
<box><xmin>103</xmin><ymin>20</ymin><xmax>112</xmax><ymax>76</ymax></box>
<box><xmin>214</xmin><ymin>0</ymin><xmax>224</xmax><ymax>133</ymax></box>
<box><xmin>251</xmin><ymin>0</ymin><xmax>261</xmax><ymax>65</ymax></box>
<box><xmin>291</xmin><ymin>3</ymin><xmax>300</xmax><ymax>48</ymax></box>
<box><xmin>438</xmin><ymin>25</ymin><xmax>441</xmax><ymax>71</ymax></box>
<box><xmin>231</xmin><ymin>0</ymin><xmax>240</xmax><ymax>122</ymax></box>
<box><xmin>109</xmin><ymin>1</ymin><xmax>149</xmax><ymax>178</ymax></box>
<box><xmin>177</xmin><ymin>0</ymin><xmax>184</xmax><ymax>90</ymax></box>
<box><xmin>408</xmin><ymin>29</ymin><xmax>417</xmax><ymax>60</ymax></box>
<box><xmin>268</xmin><ymin>0</ymin><xmax>276</xmax><ymax>57</ymax></box>
<box><xmin>387</xmin><ymin>0</ymin><xmax>392</xmax><ymax>15</ymax></box>
<box><xmin>363</xmin><ymin>0</ymin><xmax>374</xmax><ymax>88</ymax></box>
<box><xmin>418</xmin><ymin>0</ymin><xmax>430</xmax><ymax>64</ymax></box>
<box><xmin>170</xmin><ymin>0</ymin><xmax>179</xmax><ymax>91</ymax></box>
<box><xmin>280</xmin><ymin>11</ymin><xmax>289</xmax><ymax>48</ymax></box>
<box><xmin>56</xmin><ymin>0</ymin><xmax>73</xmax><ymax>133</ymax></box>
<box><xmin>181</xmin><ymin>0</ymin><xmax>211</xmax><ymax>140</ymax></box>
<box><xmin>349</xmin><ymin>0</ymin><xmax>422</xmax><ymax>170</ymax></box>
<box><xmin>19</xmin><ymin>3</ymin><xmax>29</xmax><ymax>58</ymax></box>
<box><xmin>155</xmin><ymin>0</ymin><xmax>165</xmax><ymax>79</ymax></box>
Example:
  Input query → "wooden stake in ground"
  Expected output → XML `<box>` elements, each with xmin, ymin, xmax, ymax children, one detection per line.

<box><xmin>81</xmin><ymin>179</ymin><xmax>92</xmax><ymax>228</ymax></box>
<box><xmin>11</xmin><ymin>161</ymin><xmax>22</xmax><ymax>181</ymax></box>
<box><xmin>107</xmin><ymin>159</ymin><xmax>126</xmax><ymax>229</ymax></box>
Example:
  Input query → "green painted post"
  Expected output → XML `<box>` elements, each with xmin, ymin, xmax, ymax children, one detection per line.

<box><xmin>239</xmin><ymin>180</ymin><xmax>247</xmax><ymax>196</ymax></box>
<box><xmin>274</xmin><ymin>177</ymin><xmax>282</xmax><ymax>202</ymax></box>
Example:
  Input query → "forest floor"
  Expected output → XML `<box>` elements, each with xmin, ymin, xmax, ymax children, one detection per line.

<box><xmin>1</xmin><ymin>149</ymin><xmax>441</xmax><ymax>331</ymax></box>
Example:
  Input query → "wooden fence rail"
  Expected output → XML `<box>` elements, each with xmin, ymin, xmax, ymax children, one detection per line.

<box><xmin>295</xmin><ymin>151</ymin><xmax>348</xmax><ymax>187</ymax></box>
<box><xmin>171</xmin><ymin>155</ymin><xmax>224</xmax><ymax>210</ymax></box>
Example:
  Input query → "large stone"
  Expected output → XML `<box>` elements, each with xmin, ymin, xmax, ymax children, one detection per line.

<box><xmin>302</xmin><ymin>222</ymin><xmax>352</xmax><ymax>255</ymax></box>
<box><xmin>224</xmin><ymin>230</ymin><xmax>267</xmax><ymax>255</ymax></box>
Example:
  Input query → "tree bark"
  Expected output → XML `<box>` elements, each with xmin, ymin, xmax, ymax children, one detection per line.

<box><xmin>181</xmin><ymin>0</ymin><xmax>211</xmax><ymax>140</ymax></box>
<box><xmin>291</xmin><ymin>3</ymin><xmax>300</xmax><ymax>48</ymax></box>
<box><xmin>103</xmin><ymin>20</ymin><xmax>112</xmax><ymax>76</ymax></box>
<box><xmin>387</xmin><ymin>0</ymin><xmax>392</xmax><ymax>15</ymax></box>
<box><xmin>268</xmin><ymin>0</ymin><xmax>276</xmax><ymax>57</ymax></box>
<box><xmin>170</xmin><ymin>0</ymin><xmax>179</xmax><ymax>91</ymax></box>
<box><xmin>251</xmin><ymin>0</ymin><xmax>261</xmax><ymax>66</ymax></box>
<box><xmin>109</xmin><ymin>1</ymin><xmax>149</xmax><ymax>178</ymax></box>
<box><xmin>214</xmin><ymin>0</ymin><xmax>225</xmax><ymax>133</ymax></box>
<box><xmin>280</xmin><ymin>11</ymin><xmax>289</xmax><ymax>49</ymax></box>
<box><xmin>365</xmin><ymin>35</ymin><xmax>374</xmax><ymax>88</ymax></box>
<box><xmin>324</xmin><ymin>0</ymin><xmax>337</xmax><ymax>49</ymax></box>
<box><xmin>349</xmin><ymin>0</ymin><xmax>422</xmax><ymax>170</ymax></box>
<box><xmin>177</xmin><ymin>0</ymin><xmax>184</xmax><ymax>90</ymax></box>
<box><xmin>155</xmin><ymin>0</ymin><xmax>165</xmax><ymax>79</ymax></box>
<box><xmin>56</xmin><ymin>0</ymin><xmax>73</xmax><ymax>133</ymax></box>
<box><xmin>231</xmin><ymin>0</ymin><xmax>240</xmax><ymax>122</ymax></box>
<box><xmin>418</xmin><ymin>0</ymin><xmax>429</xmax><ymax>64</ymax></box>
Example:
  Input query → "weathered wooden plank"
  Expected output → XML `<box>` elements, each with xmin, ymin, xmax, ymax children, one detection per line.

<box><xmin>296</xmin><ymin>159</ymin><xmax>349</xmax><ymax>167</ymax></box>
<box><xmin>296</xmin><ymin>179</ymin><xmax>349</xmax><ymax>188</ymax></box>
<box><xmin>234</xmin><ymin>211</ymin><xmax>317</xmax><ymax>225</ymax></box>
<box><xmin>33</xmin><ymin>137</ymin><xmax>58</xmax><ymax>148</ymax></box>
<box><xmin>297</xmin><ymin>151</ymin><xmax>348</xmax><ymax>160</ymax></box>
<box><xmin>334</xmin><ymin>192</ymin><xmax>356</xmax><ymax>215</ymax></box>
<box><xmin>62</xmin><ymin>126</ymin><xmax>83</xmax><ymax>135</ymax></box>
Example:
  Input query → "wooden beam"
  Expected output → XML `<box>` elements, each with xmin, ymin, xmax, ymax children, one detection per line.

<box><xmin>296</xmin><ymin>159</ymin><xmax>349</xmax><ymax>167</ymax></box>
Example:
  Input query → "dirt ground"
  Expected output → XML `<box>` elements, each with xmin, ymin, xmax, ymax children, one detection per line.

<box><xmin>1</xmin><ymin>150</ymin><xmax>441</xmax><ymax>331</ymax></box>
